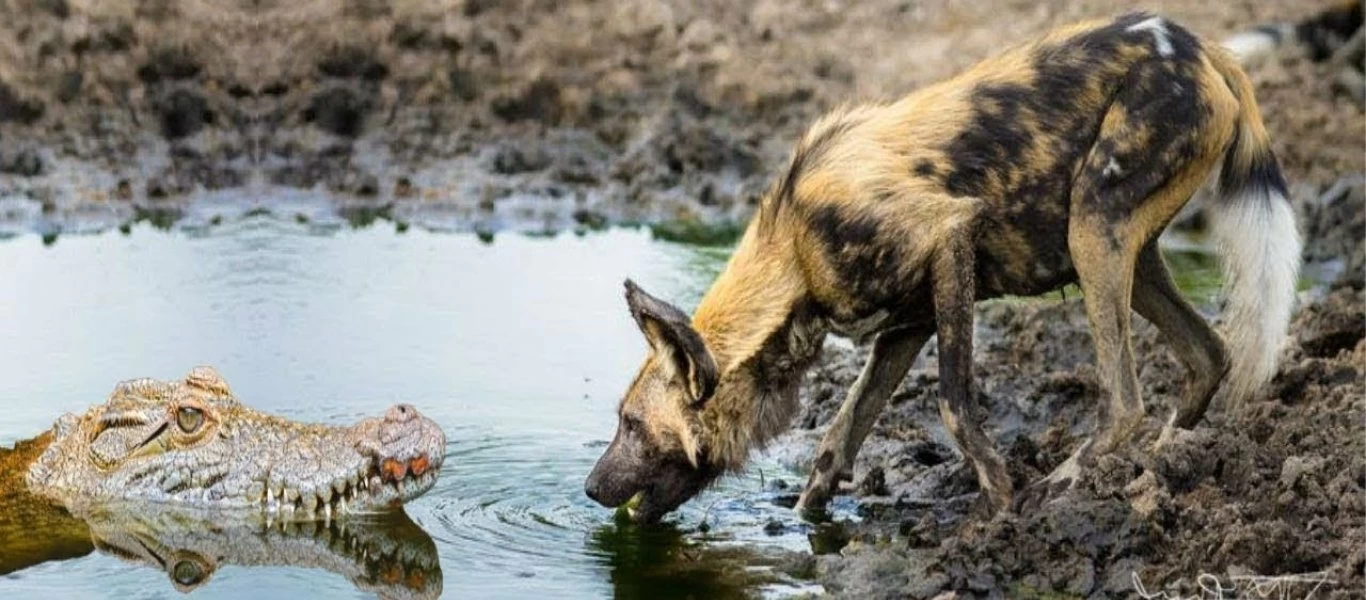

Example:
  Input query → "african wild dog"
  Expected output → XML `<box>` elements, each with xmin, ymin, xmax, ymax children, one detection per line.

<box><xmin>584</xmin><ymin>12</ymin><xmax>1301</xmax><ymax>521</ymax></box>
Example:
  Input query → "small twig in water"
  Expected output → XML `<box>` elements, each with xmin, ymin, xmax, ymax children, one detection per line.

<box><xmin>697</xmin><ymin>499</ymin><xmax>721</xmax><ymax>534</ymax></box>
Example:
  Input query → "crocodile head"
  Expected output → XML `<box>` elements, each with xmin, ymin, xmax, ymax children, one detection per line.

<box><xmin>25</xmin><ymin>367</ymin><xmax>446</xmax><ymax>519</ymax></box>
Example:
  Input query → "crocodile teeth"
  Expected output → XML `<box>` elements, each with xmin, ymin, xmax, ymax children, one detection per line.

<box><xmin>284</xmin><ymin>487</ymin><xmax>300</xmax><ymax>504</ymax></box>
<box><xmin>318</xmin><ymin>485</ymin><xmax>333</xmax><ymax>505</ymax></box>
<box><xmin>332</xmin><ymin>478</ymin><xmax>348</xmax><ymax>497</ymax></box>
<box><xmin>302</xmin><ymin>493</ymin><xmax>318</xmax><ymax>514</ymax></box>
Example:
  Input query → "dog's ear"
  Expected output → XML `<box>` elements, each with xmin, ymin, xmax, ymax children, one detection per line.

<box><xmin>624</xmin><ymin>279</ymin><xmax>718</xmax><ymax>406</ymax></box>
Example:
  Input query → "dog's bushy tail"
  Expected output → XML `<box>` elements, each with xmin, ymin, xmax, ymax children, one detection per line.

<box><xmin>1207</xmin><ymin>49</ymin><xmax>1302</xmax><ymax>407</ymax></box>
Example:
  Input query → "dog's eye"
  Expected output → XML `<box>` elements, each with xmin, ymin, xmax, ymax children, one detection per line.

<box><xmin>176</xmin><ymin>406</ymin><xmax>205</xmax><ymax>433</ymax></box>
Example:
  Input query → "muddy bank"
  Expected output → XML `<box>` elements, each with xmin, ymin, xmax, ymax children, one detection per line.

<box><xmin>773</xmin><ymin>283</ymin><xmax>1364</xmax><ymax>598</ymax></box>
<box><xmin>0</xmin><ymin>0</ymin><xmax>1360</xmax><ymax>240</ymax></box>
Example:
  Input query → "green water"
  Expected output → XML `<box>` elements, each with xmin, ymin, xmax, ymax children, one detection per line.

<box><xmin>1038</xmin><ymin>249</ymin><xmax>1225</xmax><ymax>306</ymax></box>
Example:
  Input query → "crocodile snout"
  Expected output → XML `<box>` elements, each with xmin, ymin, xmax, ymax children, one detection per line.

<box><xmin>359</xmin><ymin>403</ymin><xmax>446</xmax><ymax>507</ymax></box>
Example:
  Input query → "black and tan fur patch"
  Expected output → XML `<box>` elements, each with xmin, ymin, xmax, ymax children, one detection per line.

<box><xmin>762</xmin><ymin>12</ymin><xmax>1235</xmax><ymax>305</ymax></box>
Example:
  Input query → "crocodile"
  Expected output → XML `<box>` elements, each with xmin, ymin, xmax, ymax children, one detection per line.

<box><xmin>22</xmin><ymin>366</ymin><xmax>446</xmax><ymax>520</ymax></box>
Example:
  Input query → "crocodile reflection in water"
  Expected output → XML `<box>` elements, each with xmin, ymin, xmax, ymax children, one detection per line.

<box><xmin>82</xmin><ymin>506</ymin><xmax>442</xmax><ymax>599</ymax></box>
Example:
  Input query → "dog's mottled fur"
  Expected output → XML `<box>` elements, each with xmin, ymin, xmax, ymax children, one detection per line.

<box><xmin>586</xmin><ymin>12</ymin><xmax>1301</xmax><ymax>521</ymax></box>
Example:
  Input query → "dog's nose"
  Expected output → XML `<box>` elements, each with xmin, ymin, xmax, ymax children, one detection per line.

<box><xmin>584</xmin><ymin>474</ymin><xmax>606</xmax><ymax>505</ymax></box>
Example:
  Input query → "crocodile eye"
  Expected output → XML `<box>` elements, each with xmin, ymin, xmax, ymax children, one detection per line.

<box><xmin>176</xmin><ymin>406</ymin><xmax>204</xmax><ymax>433</ymax></box>
<box><xmin>171</xmin><ymin>560</ymin><xmax>206</xmax><ymax>586</ymax></box>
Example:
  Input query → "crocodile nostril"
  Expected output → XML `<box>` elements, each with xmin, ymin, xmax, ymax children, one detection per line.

<box><xmin>385</xmin><ymin>404</ymin><xmax>416</xmax><ymax>423</ymax></box>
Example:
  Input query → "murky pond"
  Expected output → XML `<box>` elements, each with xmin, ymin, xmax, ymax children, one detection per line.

<box><xmin>0</xmin><ymin>218</ymin><xmax>832</xmax><ymax>599</ymax></box>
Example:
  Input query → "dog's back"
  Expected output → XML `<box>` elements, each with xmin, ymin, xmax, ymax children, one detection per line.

<box><xmin>766</xmin><ymin>13</ymin><xmax>1248</xmax><ymax>322</ymax></box>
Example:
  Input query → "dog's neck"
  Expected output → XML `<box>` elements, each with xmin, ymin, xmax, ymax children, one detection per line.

<box><xmin>690</xmin><ymin>225</ymin><xmax>827</xmax><ymax>470</ymax></box>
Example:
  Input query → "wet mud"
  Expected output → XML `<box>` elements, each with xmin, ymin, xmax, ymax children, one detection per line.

<box><xmin>781</xmin><ymin>287</ymin><xmax>1363</xmax><ymax>598</ymax></box>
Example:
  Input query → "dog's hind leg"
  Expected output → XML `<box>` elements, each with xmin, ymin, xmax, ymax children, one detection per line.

<box><xmin>1131</xmin><ymin>242</ymin><xmax>1229</xmax><ymax>443</ymax></box>
<box><xmin>1069</xmin><ymin>216</ymin><xmax>1146</xmax><ymax>459</ymax></box>
<box><xmin>1023</xmin><ymin>55</ymin><xmax>1239</xmax><ymax>503</ymax></box>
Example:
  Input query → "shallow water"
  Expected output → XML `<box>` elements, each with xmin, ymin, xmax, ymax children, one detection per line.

<box><xmin>0</xmin><ymin>219</ymin><xmax>832</xmax><ymax>599</ymax></box>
